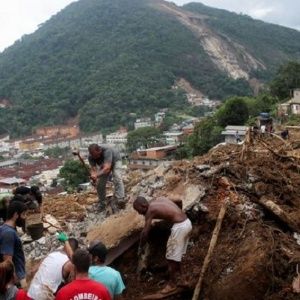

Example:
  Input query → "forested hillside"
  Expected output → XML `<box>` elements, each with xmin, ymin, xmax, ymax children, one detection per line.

<box><xmin>0</xmin><ymin>0</ymin><xmax>299</xmax><ymax>137</ymax></box>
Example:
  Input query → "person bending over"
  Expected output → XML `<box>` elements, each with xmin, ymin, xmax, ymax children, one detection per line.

<box><xmin>133</xmin><ymin>196</ymin><xmax>192</xmax><ymax>294</ymax></box>
<box><xmin>28</xmin><ymin>234</ymin><xmax>79</xmax><ymax>300</ymax></box>
<box><xmin>88</xmin><ymin>144</ymin><xmax>125</xmax><ymax>212</ymax></box>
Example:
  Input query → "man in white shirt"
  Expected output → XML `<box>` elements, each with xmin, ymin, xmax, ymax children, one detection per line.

<box><xmin>28</xmin><ymin>235</ymin><xmax>78</xmax><ymax>300</ymax></box>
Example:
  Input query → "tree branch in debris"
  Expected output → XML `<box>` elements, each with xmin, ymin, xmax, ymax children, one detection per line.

<box><xmin>256</xmin><ymin>196</ymin><xmax>300</xmax><ymax>233</ymax></box>
<box><xmin>192</xmin><ymin>200</ymin><xmax>228</xmax><ymax>300</ymax></box>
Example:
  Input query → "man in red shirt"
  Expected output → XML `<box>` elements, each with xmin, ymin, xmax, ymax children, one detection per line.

<box><xmin>55</xmin><ymin>249</ymin><xmax>111</xmax><ymax>300</ymax></box>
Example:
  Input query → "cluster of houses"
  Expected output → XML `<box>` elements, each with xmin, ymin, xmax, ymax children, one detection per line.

<box><xmin>127</xmin><ymin>115</ymin><xmax>199</xmax><ymax>170</ymax></box>
<box><xmin>0</xmin><ymin>125</ymin><xmax>104</xmax><ymax>193</ymax></box>
<box><xmin>0</xmin><ymin>125</ymin><xmax>103</xmax><ymax>156</ymax></box>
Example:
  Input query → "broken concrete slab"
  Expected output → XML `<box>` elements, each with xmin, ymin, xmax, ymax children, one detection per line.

<box><xmin>182</xmin><ymin>184</ymin><xmax>206</xmax><ymax>211</ymax></box>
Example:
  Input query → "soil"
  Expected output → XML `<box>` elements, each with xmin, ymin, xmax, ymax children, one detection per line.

<box><xmin>43</xmin><ymin>191</ymin><xmax>97</xmax><ymax>222</ymax></box>
<box><xmin>86</xmin><ymin>210</ymin><xmax>144</xmax><ymax>248</ymax></box>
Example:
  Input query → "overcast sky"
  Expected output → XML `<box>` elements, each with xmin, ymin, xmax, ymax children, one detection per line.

<box><xmin>0</xmin><ymin>0</ymin><xmax>299</xmax><ymax>52</ymax></box>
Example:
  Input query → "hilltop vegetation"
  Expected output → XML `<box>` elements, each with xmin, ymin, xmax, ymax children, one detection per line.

<box><xmin>0</xmin><ymin>0</ymin><xmax>299</xmax><ymax>137</ymax></box>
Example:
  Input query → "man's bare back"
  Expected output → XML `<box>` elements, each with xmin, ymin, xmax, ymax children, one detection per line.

<box><xmin>146</xmin><ymin>197</ymin><xmax>187</xmax><ymax>224</ymax></box>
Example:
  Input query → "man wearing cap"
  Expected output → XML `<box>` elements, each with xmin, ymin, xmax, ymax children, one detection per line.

<box><xmin>88</xmin><ymin>240</ymin><xmax>125</xmax><ymax>299</ymax></box>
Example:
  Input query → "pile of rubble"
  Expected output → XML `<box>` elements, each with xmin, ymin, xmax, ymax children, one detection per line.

<box><xmin>23</xmin><ymin>192</ymin><xmax>104</xmax><ymax>261</ymax></box>
<box><xmin>89</xmin><ymin>133</ymin><xmax>300</xmax><ymax>299</ymax></box>
<box><xmin>25</xmin><ymin>131</ymin><xmax>300</xmax><ymax>299</ymax></box>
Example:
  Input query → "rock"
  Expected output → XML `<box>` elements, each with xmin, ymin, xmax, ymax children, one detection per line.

<box><xmin>37</xmin><ymin>237</ymin><xmax>46</xmax><ymax>245</ymax></box>
<box><xmin>43</xmin><ymin>223</ymin><xmax>50</xmax><ymax>229</ymax></box>
<box><xmin>21</xmin><ymin>233</ymin><xmax>33</xmax><ymax>243</ymax></box>
<box><xmin>47</xmin><ymin>227</ymin><xmax>58</xmax><ymax>234</ymax></box>
<box><xmin>195</xmin><ymin>164</ymin><xmax>211</xmax><ymax>172</ymax></box>
<box><xmin>183</xmin><ymin>185</ymin><xmax>206</xmax><ymax>210</ymax></box>
<box><xmin>200</xmin><ymin>165</ymin><xmax>225</xmax><ymax>178</ymax></box>
<box><xmin>293</xmin><ymin>232</ymin><xmax>300</xmax><ymax>246</ymax></box>
<box><xmin>43</xmin><ymin>214</ymin><xmax>61</xmax><ymax>229</ymax></box>
<box><xmin>198</xmin><ymin>203</ymin><xmax>209</xmax><ymax>212</ymax></box>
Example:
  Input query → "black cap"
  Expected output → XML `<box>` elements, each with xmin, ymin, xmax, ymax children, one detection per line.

<box><xmin>88</xmin><ymin>240</ymin><xmax>108</xmax><ymax>262</ymax></box>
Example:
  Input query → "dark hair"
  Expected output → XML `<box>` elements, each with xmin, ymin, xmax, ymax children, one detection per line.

<box><xmin>89</xmin><ymin>241</ymin><xmax>108</xmax><ymax>263</ymax></box>
<box><xmin>0</xmin><ymin>260</ymin><xmax>14</xmax><ymax>293</ymax></box>
<box><xmin>31</xmin><ymin>186</ymin><xmax>42</xmax><ymax>204</ymax></box>
<box><xmin>10</xmin><ymin>194</ymin><xmax>25</xmax><ymax>203</ymax></box>
<box><xmin>30</xmin><ymin>186</ymin><xmax>40</xmax><ymax>194</ymax></box>
<box><xmin>88</xmin><ymin>144</ymin><xmax>101</xmax><ymax>152</ymax></box>
<box><xmin>6</xmin><ymin>201</ymin><xmax>27</xmax><ymax>220</ymax></box>
<box><xmin>14</xmin><ymin>186</ymin><xmax>30</xmax><ymax>196</ymax></box>
<box><xmin>134</xmin><ymin>196</ymin><xmax>148</xmax><ymax>206</ymax></box>
<box><xmin>68</xmin><ymin>238</ymin><xmax>79</xmax><ymax>252</ymax></box>
<box><xmin>72</xmin><ymin>249</ymin><xmax>90</xmax><ymax>273</ymax></box>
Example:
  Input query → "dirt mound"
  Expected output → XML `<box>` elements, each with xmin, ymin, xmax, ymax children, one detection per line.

<box><xmin>43</xmin><ymin>191</ymin><xmax>97</xmax><ymax>222</ymax></box>
<box><xmin>87</xmin><ymin>210</ymin><xmax>144</xmax><ymax>248</ymax></box>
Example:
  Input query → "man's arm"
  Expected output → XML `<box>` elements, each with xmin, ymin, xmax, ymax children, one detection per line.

<box><xmin>96</xmin><ymin>149</ymin><xmax>113</xmax><ymax>177</ymax></box>
<box><xmin>63</xmin><ymin>240</ymin><xmax>73</xmax><ymax>260</ymax></box>
<box><xmin>57</xmin><ymin>232</ymin><xmax>73</xmax><ymax>259</ymax></box>
<box><xmin>0</xmin><ymin>231</ymin><xmax>21</xmax><ymax>283</ymax></box>
<box><xmin>62</xmin><ymin>261</ymin><xmax>75</xmax><ymax>283</ymax></box>
<box><xmin>97</xmin><ymin>162</ymin><xmax>112</xmax><ymax>177</ymax></box>
<box><xmin>0</xmin><ymin>231</ymin><xmax>15</xmax><ymax>259</ymax></box>
<box><xmin>140</xmin><ymin>213</ymin><xmax>153</xmax><ymax>246</ymax></box>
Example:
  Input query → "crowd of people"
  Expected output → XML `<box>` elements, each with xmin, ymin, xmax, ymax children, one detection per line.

<box><xmin>0</xmin><ymin>144</ymin><xmax>193</xmax><ymax>299</ymax></box>
<box><xmin>0</xmin><ymin>198</ymin><xmax>125</xmax><ymax>299</ymax></box>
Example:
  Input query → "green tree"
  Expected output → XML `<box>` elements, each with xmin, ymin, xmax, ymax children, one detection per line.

<box><xmin>244</xmin><ymin>93</ymin><xmax>277</xmax><ymax>117</ymax></box>
<box><xmin>216</xmin><ymin>97</ymin><xmax>249</xmax><ymax>127</ymax></box>
<box><xmin>127</xmin><ymin>127</ymin><xmax>162</xmax><ymax>152</ymax></box>
<box><xmin>270</xmin><ymin>61</ymin><xmax>300</xmax><ymax>100</ymax></box>
<box><xmin>59</xmin><ymin>160</ymin><xmax>90</xmax><ymax>190</ymax></box>
<box><xmin>188</xmin><ymin>117</ymin><xmax>223</xmax><ymax>156</ymax></box>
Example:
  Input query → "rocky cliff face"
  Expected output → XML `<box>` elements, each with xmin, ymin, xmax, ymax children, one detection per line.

<box><xmin>153</xmin><ymin>1</ymin><xmax>266</xmax><ymax>80</ymax></box>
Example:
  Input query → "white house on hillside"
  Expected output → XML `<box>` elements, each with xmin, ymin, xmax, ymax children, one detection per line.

<box><xmin>222</xmin><ymin>125</ymin><xmax>249</xmax><ymax>144</ymax></box>
<box><xmin>134</xmin><ymin>118</ymin><xmax>153</xmax><ymax>129</ymax></box>
<box><xmin>278</xmin><ymin>89</ymin><xmax>300</xmax><ymax>116</ymax></box>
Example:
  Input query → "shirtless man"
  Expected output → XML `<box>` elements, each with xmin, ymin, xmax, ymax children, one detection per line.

<box><xmin>133</xmin><ymin>196</ymin><xmax>192</xmax><ymax>293</ymax></box>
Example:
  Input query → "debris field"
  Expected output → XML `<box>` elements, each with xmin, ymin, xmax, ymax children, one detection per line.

<box><xmin>27</xmin><ymin>131</ymin><xmax>300</xmax><ymax>299</ymax></box>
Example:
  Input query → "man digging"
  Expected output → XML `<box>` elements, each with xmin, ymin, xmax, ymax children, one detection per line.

<box><xmin>88</xmin><ymin>144</ymin><xmax>125</xmax><ymax>213</ymax></box>
<box><xmin>133</xmin><ymin>196</ymin><xmax>192</xmax><ymax>295</ymax></box>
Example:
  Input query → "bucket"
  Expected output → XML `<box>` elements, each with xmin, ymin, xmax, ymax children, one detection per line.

<box><xmin>27</xmin><ymin>223</ymin><xmax>44</xmax><ymax>240</ymax></box>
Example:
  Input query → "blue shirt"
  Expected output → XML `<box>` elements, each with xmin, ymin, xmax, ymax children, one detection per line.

<box><xmin>0</xmin><ymin>224</ymin><xmax>25</xmax><ymax>280</ymax></box>
<box><xmin>89</xmin><ymin>266</ymin><xmax>125</xmax><ymax>297</ymax></box>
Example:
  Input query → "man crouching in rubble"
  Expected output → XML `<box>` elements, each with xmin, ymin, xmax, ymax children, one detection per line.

<box><xmin>133</xmin><ymin>196</ymin><xmax>192</xmax><ymax>294</ymax></box>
